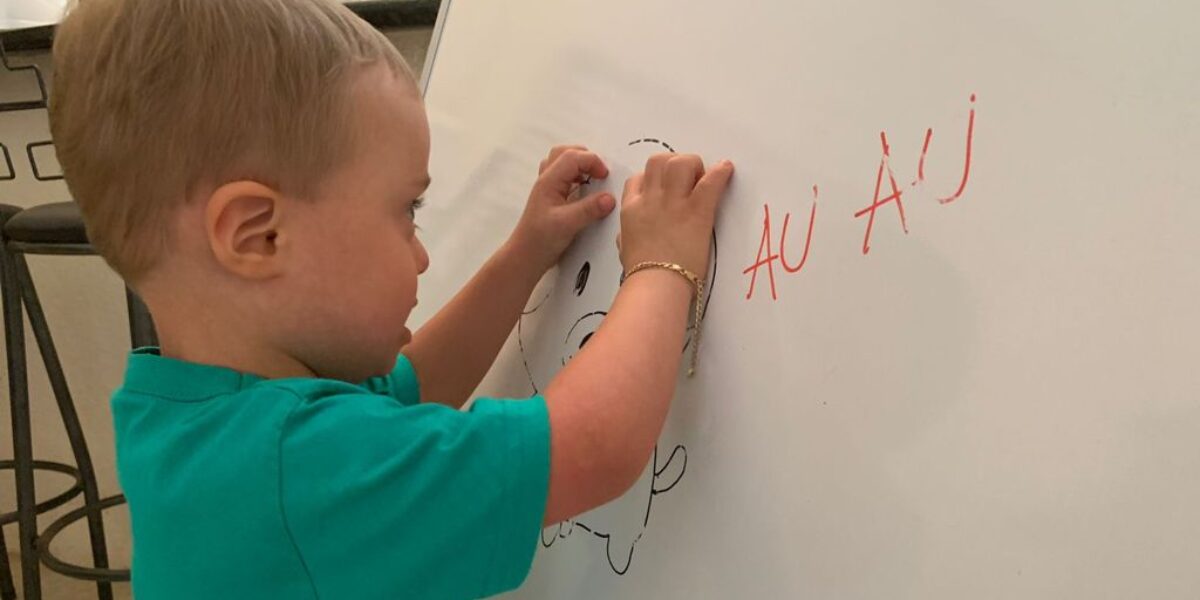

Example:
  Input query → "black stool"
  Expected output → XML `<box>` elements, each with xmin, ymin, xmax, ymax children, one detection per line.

<box><xmin>0</xmin><ymin>202</ymin><xmax>154</xmax><ymax>599</ymax></box>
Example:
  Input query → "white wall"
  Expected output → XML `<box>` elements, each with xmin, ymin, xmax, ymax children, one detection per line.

<box><xmin>0</xmin><ymin>0</ymin><xmax>65</xmax><ymax>30</ymax></box>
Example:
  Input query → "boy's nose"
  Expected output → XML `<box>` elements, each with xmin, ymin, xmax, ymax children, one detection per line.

<box><xmin>415</xmin><ymin>236</ymin><xmax>430</xmax><ymax>274</ymax></box>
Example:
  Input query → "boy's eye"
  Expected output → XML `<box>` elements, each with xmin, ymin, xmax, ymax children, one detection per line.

<box><xmin>407</xmin><ymin>196</ymin><xmax>426</xmax><ymax>221</ymax></box>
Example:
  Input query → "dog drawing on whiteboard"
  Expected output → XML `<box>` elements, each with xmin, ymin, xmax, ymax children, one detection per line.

<box><xmin>519</xmin><ymin>254</ymin><xmax>714</xmax><ymax>575</ymax></box>
<box><xmin>517</xmin><ymin>137</ymin><xmax>717</xmax><ymax>575</ymax></box>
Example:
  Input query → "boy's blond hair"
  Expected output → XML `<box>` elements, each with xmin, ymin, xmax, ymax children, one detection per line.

<box><xmin>50</xmin><ymin>0</ymin><xmax>413</xmax><ymax>281</ymax></box>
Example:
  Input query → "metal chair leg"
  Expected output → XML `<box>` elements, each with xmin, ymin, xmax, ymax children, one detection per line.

<box><xmin>0</xmin><ymin>528</ymin><xmax>16</xmax><ymax>600</ymax></box>
<box><xmin>37</xmin><ymin>494</ymin><xmax>129</xmax><ymax>582</ymax></box>
<box><xmin>2</xmin><ymin>245</ymin><xmax>40</xmax><ymax>600</ymax></box>
<box><xmin>14</xmin><ymin>256</ymin><xmax>114</xmax><ymax>600</ymax></box>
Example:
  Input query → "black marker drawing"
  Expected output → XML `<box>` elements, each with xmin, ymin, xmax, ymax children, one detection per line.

<box><xmin>518</xmin><ymin>137</ymin><xmax>718</xmax><ymax>575</ymax></box>
<box><xmin>539</xmin><ymin>444</ymin><xmax>687</xmax><ymax>575</ymax></box>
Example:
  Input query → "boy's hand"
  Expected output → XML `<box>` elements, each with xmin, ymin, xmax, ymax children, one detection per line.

<box><xmin>619</xmin><ymin>154</ymin><xmax>735</xmax><ymax>281</ymax></box>
<box><xmin>510</xmin><ymin>145</ymin><xmax>616</xmax><ymax>273</ymax></box>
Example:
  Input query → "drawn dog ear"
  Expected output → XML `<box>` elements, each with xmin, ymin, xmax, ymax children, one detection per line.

<box><xmin>652</xmin><ymin>444</ymin><xmax>688</xmax><ymax>495</ymax></box>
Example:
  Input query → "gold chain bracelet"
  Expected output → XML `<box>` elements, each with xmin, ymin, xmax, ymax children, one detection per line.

<box><xmin>623</xmin><ymin>261</ymin><xmax>706</xmax><ymax>377</ymax></box>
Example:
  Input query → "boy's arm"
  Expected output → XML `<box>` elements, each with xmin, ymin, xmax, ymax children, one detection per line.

<box><xmin>404</xmin><ymin>147</ymin><xmax>616</xmax><ymax>408</ymax></box>
<box><xmin>402</xmin><ymin>241</ymin><xmax>542</xmax><ymax>408</ymax></box>
<box><xmin>543</xmin><ymin>268</ymin><xmax>693</xmax><ymax>523</ymax></box>
<box><xmin>543</xmin><ymin>154</ymin><xmax>734</xmax><ymax>524</ymax></box>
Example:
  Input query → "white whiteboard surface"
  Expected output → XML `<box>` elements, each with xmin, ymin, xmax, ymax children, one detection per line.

<box><xmin>416</xmin><ymin>1</ymin><xmax>1200</xmax><ymax>598</ymax></box>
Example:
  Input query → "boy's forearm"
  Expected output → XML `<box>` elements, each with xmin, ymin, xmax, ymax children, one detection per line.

<box><xmin>541</xmin><ymin>270</ymin><xmax>693</xmax><ymax>523</ymax></box>
<box><xmin>549</xmin><ymin>271</ymin><xmax>691</xmax><ymax>450</ymax></box>
<box><xmin>404</xmin><ymin>239</ymin><xmax>545</xmax><ymax>408</ymax></box>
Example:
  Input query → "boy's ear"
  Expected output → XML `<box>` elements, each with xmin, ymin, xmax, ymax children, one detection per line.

<box><xmin>204</xmin><ymin>181</ymin><xmax>289</xmax><ymax>280</ymax></box>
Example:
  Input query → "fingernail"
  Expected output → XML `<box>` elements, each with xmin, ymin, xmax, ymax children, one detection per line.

<box><xmin>599</xmin><ymin>194</ymin><xmax>616</xmax><ymax>211</ymax></box>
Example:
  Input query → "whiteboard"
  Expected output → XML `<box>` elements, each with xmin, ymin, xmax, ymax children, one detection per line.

<box><xmin>415</xmin><ymin>1</ymin><xmax>1200</xmax><ymax>598</ymax></box>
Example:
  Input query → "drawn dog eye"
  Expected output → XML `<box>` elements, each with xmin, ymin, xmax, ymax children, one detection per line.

<box><xmin>574</xmin><ymin>261</ymin><xmax>590</xmax><ymax>296</ymax></box>
<box><xmin>579</xmin><ymin>332</ymin><xmax>594</xmax><ymax>350</ymax></box>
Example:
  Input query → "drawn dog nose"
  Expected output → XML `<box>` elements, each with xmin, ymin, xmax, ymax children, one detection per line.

<box><xmin>563</xmin><ymin>311</ymin><xmax>607</xmax><ymax>367</ymax></box>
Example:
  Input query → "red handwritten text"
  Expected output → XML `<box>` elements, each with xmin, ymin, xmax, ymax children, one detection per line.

<box><xmin>854</xmin><ymin>131</ymin><xmax>908</xmax><ymax>255</ymax></box>
<box><xmin>744</xmin><ymin>94</ymin><xmax>977</xmax><ymax>301</ymax></box>
<box><xmin>743</xmin><ymin>186</ymin><xmax>819</xmax><ymax>300</ymax></box>
<box><xmin>937</xmin><ymin>94</ymin><xmax>976</xmax><ymax>204</ymax></box>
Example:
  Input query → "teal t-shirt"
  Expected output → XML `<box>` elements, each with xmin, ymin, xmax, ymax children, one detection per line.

<box><xmin>111</xmin><ymin>349</ymin><xmax>550</xmax><ymax>599</ymax></box>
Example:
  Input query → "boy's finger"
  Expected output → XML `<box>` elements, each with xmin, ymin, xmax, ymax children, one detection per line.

<box><xmin>642</xmin><ymin>153</ymin><xmax>672</xmax><ymax>191</ymax></box>
<box><xmin>540</xmin><ymin>144</ymin><xmax>589</xmax><ymax>174</ymax></box>
<box><xmin>542</xmin><ymin>150</ymin><xmax>610</xmax><ymax>195</ymax></box>
<box><xmin>565</xmin><ymin>191</ymin><xmax>616</xmax><ymax>231</ymax></box>
<box><xmin>664</xmin><ymin>154</ymin><xmax>705</xmax><ymax>197</ymax></box>
<box><xmin>691</xmin><ymin>159</ymin><xmax>735</xmax><ymax>210</ymax></box>
<box><xmin>622</xmin><ymin>173</ymin><xmax>644</xmax><ymax>204</ymax></box>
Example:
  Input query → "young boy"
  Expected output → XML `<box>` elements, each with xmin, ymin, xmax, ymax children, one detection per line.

<box><xmin>49</xmin><ymin>0</ymin><xmax>733</xmax><ymax>597</ymax></box>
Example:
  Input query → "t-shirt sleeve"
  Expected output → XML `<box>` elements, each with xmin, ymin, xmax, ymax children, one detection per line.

<box><xmin>278</xmin><ymin>391</ymin><xmax>550</xmax><ymax>599</ymax></box>
<box><xmin>361</xmin><ymin>354</ymin><xmax>422</xmax><ymax>406</ymax></box>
